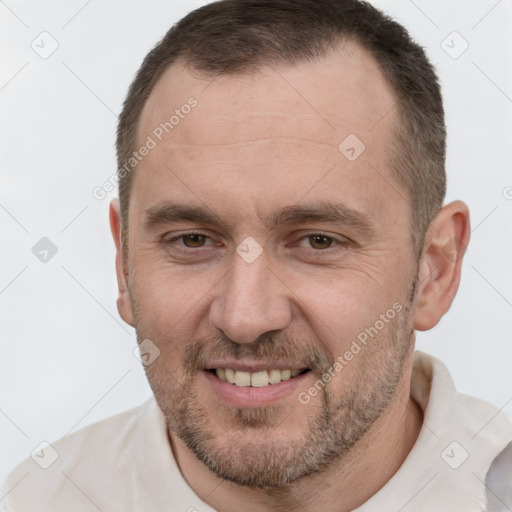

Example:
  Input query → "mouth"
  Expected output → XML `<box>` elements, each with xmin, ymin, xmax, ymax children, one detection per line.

<box><xmin>202</xmin><ymin>362</ymin><xmax>312</xmax><ymax>406</ymax></box>
<box><xmin>206</xmin><ymin>368</ymin><xmax>310</xmax><ymax>387</ymax></box>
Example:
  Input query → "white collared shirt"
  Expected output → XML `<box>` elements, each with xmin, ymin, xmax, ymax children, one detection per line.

<box><xmin>2</xmin><ymin>351</ymin><xmax>511</xmax><ymax>512</ymax></box>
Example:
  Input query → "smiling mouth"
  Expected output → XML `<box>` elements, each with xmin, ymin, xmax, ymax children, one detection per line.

<box><xmin>207</xmin><ymin>368</ymin><xmax>310</xmax><ymax>387</ymax></box>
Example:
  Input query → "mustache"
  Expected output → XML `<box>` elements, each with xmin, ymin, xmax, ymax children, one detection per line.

<box><xmin>182</xmin><ymin>331</ymin><xmax>334</xmax><ymax>375</ymax></box>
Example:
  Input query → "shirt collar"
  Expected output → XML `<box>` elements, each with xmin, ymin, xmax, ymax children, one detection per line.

<box><xmin>354</xmin><ymin>351</ymin><xmax>512</xmax><ymax>511</ymax></box>
<box><xmin>132</xmin><ymin>351</ymin><xmax>512</xmax><ymax>511</ymax></box>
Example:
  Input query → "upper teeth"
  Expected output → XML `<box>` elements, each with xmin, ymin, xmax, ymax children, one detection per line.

<box><xmin>215</xmin><ymin>368</ymin><xmax>302</xmax><ymax>387</ymax></box>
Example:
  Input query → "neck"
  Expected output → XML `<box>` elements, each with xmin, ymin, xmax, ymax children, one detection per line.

<box><xmin>169</xmin><ymin>358</ymin><xmax>423</xmax><ymax>512</ymax></box>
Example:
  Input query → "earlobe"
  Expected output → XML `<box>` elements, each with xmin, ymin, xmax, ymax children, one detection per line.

<box><xmin>109</xmin><ymin>198</ymin><xmax>135</xmax><ymax>327</ymax></box>
<box><xmin>413</xmin><ymin>201</ymin><xmax>470</xmax><ymax>331</ymax></box>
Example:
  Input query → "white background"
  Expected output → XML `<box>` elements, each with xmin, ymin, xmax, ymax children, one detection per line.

<box><xmin>1</xmin><ymin>0</ymin><xmax>511</xmax><ymax>489</ymax></box>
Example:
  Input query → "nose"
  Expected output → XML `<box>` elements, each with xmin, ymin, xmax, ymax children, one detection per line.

<box><xmin>209</xmin><ymin>250</ymin><xmax>292</xmax><ymax>345</ymax></box>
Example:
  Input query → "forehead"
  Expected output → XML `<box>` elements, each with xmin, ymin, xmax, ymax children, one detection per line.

<box><xmin>132</xmin><ymin>42</ymin><xmax>407</xmax><ymax>231</ymax></box>
<box><xmin>139</xmin><ymin>41</ymin><xmax>396</xmax><ymax>143</ymax></box>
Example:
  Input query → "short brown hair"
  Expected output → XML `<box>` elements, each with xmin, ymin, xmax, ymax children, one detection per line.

<box><xmin>116</xmin><ymin>0</ymin><xmax>446</xmax><ymax>256</ymax></box>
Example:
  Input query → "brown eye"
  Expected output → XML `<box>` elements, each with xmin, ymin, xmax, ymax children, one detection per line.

<box><xmin>308</xmin><ymin>235</ymin><xmax>335</xmax><ymax>249</ymax></box>
<box><xmin>182</xmin><ymin>234</ymin><xmax>207</xmax><ymax>247</ymax></box>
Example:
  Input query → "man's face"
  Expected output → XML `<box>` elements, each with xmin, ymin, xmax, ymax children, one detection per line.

<box><xmin>124</xmin><ymin>43</ymin><xmax>419</xmax><ymax>488</ymax></box>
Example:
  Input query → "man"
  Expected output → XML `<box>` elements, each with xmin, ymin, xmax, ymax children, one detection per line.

<box><xmin>3</xmin><ymin>0</ymin><xmax>511</xmax><ymax>510</ymax></box>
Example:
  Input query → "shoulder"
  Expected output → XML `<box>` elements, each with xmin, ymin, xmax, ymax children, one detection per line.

<box><xmin>486</xmin><ymin>441</ymin><xmax>512</xmax><ymax>511</ymax></box>
<box><xmin>1</xmin><ymin>400</ymin><xmax>152</xmax><ymax>512</ymax></box>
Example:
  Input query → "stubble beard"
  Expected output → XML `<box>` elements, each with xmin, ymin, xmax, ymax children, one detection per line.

<box><xmin>133</xmin><ymin>296</ymin><xmax>415</xmax><ymax>490</ymax></box>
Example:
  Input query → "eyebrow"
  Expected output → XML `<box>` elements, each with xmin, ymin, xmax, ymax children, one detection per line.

<box><xmin>144</xmin><ymin>200</ymin><xmax>377</xmax><ymax>236</ymax></box>
<box><xmin>145</xmin><ymin>202</ymin><xmax>227</xmax><ymax>229</ymax></box>
<box><xmin>264</xmin><ymin>202</ymin><xmax>377</xmax><ymax>236</ymax></box>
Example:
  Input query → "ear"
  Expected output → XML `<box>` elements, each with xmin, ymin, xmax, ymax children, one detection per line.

<box><xmin>109</xmin><ymin>198</ymin><xmax>135</xmax><ymax>327</ymax></box>
<box><xmin>413</xmin><ymin>200</ymin><xmax>470</xmax><ymax>331</ymax></box>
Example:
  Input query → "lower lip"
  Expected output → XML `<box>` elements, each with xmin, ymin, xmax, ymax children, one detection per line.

<box><xmin>203</xmin><ymin>370</ymin><xmax>309</xmax><ymax>407</ymax></box>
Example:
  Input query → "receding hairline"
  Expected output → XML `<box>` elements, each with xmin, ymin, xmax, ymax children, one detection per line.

<box><xmin>117</xmin><ymin>0</ymin><xmax>446</xmax><ymax>259</ymax></box>
<box><xmin>123</xmin><ymin>43</ymin><xmax>413</xmax><ymax>255</ymax></box>
<box><xmin>133</xmin><ymin>38</ymin><xmax>399</xmax><ymax>165</ymax></box>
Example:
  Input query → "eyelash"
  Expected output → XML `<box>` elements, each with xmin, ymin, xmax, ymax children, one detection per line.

<box><xmin>166</xmin><ymin>231</ymin><xmax>217</xmax><ymax>251</ymax></box>
<box><xmin>294</xmin><ymin>233</ymin><xmax>345</xmax><ymax>252</ymax></box>
<box><xmin>164</xmin><ymin>231</ymin><xmax>349</xmax><ymax>255</ymax></box>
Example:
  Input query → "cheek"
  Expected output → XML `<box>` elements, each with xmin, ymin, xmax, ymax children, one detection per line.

<box><xmin>287</xmin><ymin>270</ymin><xmax>404</xmax><ymax>355</ymax></box>
<box><xmin>131</xmin><ymin>273</ymin><xmax>208</xmax><ymax>377</ymax></box>
<box><xmin>130</xmin><ymin>257</ymin><xmax>221</xmax><ymax>339</ymax></box>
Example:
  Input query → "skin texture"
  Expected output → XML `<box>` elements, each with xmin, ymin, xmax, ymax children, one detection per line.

<box><xmin>110</xmin><ymin>42</ymin><xmax>470</xmax><ymax>511</ymax></box>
